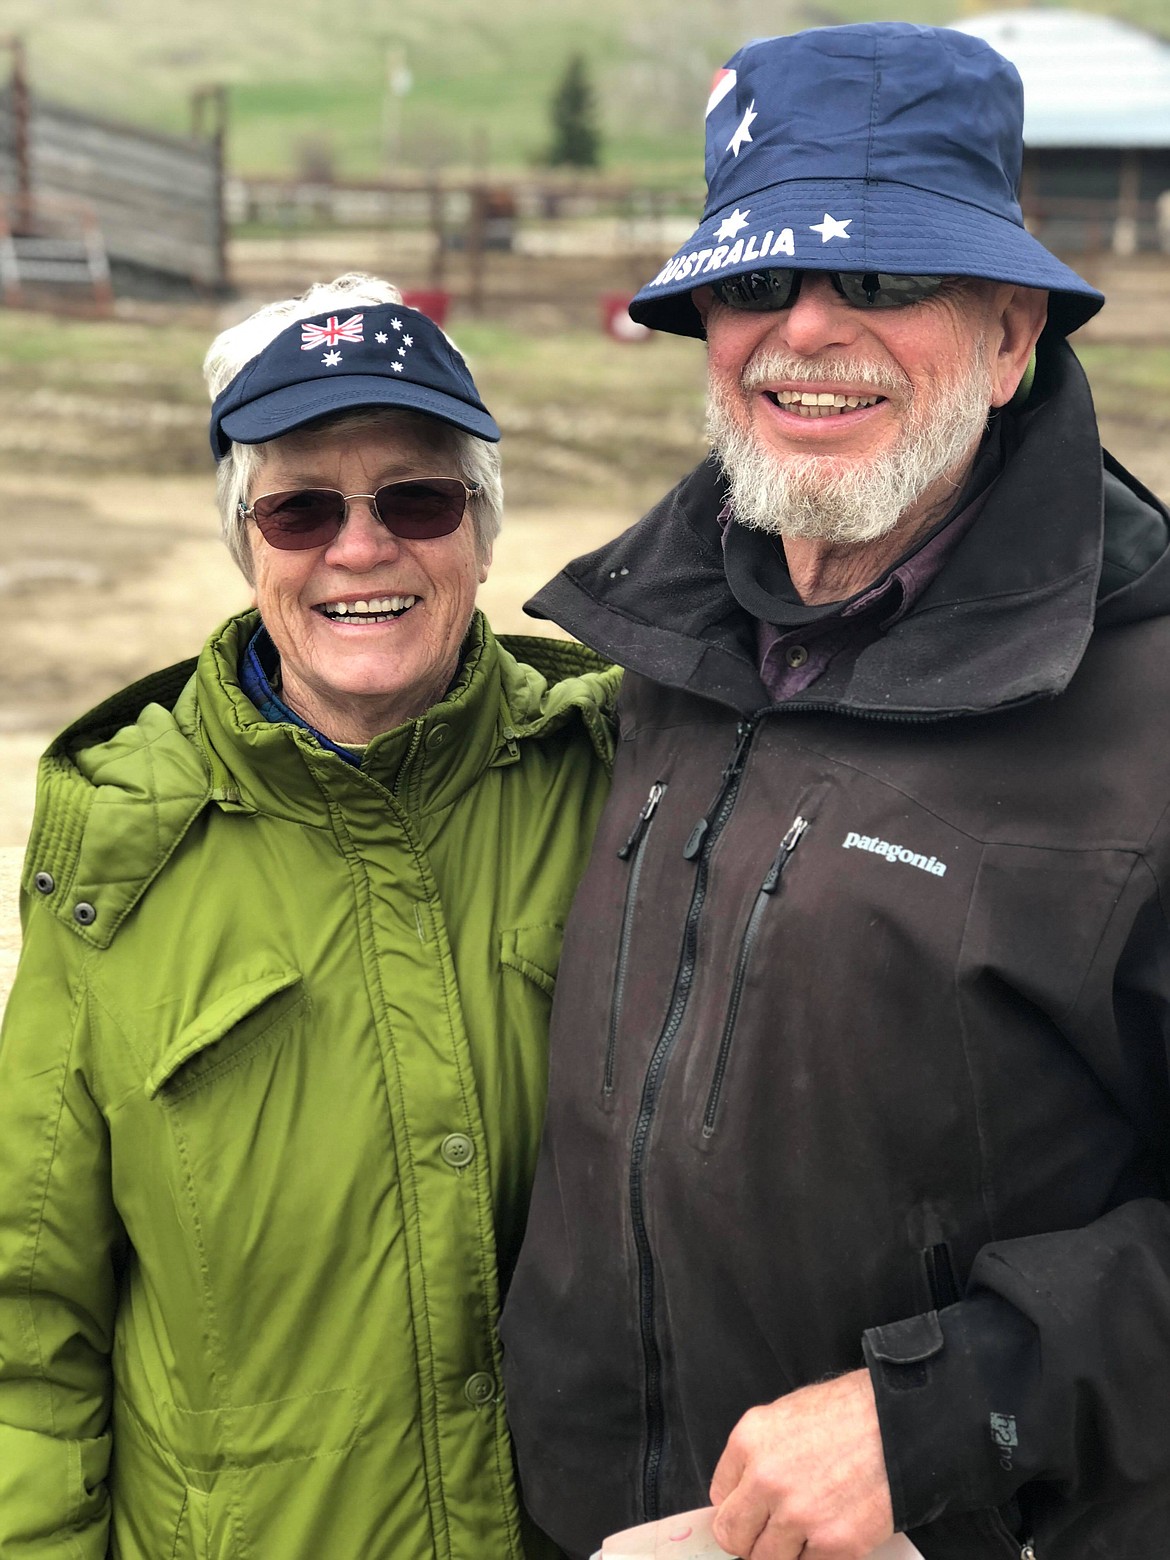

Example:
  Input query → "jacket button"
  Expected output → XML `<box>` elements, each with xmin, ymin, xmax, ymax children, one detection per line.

<box><xmin>786</xmin><ymin>645</ymin><xmax>809</xmax><ymax>669</ymax></box>
<box><xmin>463</xmin><ymin>1371</ymin><xmax>496</xmax><ymax>1406</ymax></box>
<box><xmin>34</xmin><ymin>871</ymin><xmax>55</xmax><ymax>894</ymax></box>
<box><xmin>425</xmin><ymin>722</ymin><xmax>451</xmax><ymax>751</ymax></box>
<box><xmin>440</xmin><ymin>1132</ymin><xmax>475</xmax><ymax>1168</ymax></box>
<box><xmin>73</xmin><ymin>902</ymin><xmax>97</xmax><ymax>926</ymax></box>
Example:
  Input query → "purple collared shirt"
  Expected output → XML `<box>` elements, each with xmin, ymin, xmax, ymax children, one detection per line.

<box><xmin>721</xmin><ymin>488</ymin><xmax>992</xmax><ymax>703</ymax></box>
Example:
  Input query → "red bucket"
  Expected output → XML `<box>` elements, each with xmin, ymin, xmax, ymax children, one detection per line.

<box><xmin>401</xmin><ymin>288</ymin><xmax>451</xmax><ymax>326</ymax></box>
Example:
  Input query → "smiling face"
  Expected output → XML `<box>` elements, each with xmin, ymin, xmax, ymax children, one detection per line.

<box><xmin>247</xmin><ymin>419</ymin><xmax>490</xmax><ymax>745</ymax></box>
<box><xmin>696</xmin><ymin>274</ymin><xmax>1047</xmax><ymax>546</ymax></box>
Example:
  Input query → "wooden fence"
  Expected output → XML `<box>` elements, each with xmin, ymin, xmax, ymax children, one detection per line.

<box><xmin>0</xmin><ymin>84</ymin><xmax>226</xmax><ymax>291</ymax></box>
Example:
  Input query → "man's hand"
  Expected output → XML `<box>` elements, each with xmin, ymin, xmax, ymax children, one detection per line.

<box><xmin>708</xmin><ymin>1369</ymin><xmax>894</xmax><ymax>1560</ymax></box>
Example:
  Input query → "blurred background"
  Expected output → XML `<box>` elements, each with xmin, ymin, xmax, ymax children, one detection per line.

<box><xmin>1</xmin><ymin>0</ymin><xmax>1170</xmax><ymax>868</ymax></box>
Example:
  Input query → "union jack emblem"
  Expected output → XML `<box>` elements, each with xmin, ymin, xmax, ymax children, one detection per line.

<box><xmin>300</xmin><ymin>313</ymin><xmax>365</xmax><ymax>350</ymax></box>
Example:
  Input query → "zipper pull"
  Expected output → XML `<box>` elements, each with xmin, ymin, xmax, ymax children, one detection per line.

<box><xmin>761</xmin><ymin>815</ymin><xmax>807</xmax><ymax>893</ymax></box>
<box><xmin>684</xmin><ymin>720</ymin><xmax>755</xmax><ymax>861</ymax></box>
<box><xmin>618</xmin><ymin>782</ymin><xmax>666</xmax><ymax>860</ymax></box>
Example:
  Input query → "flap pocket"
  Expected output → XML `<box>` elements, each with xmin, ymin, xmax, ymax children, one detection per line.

<box><xmin>146</xmin><ymin>971</ymin><xmax>305</xmax><ymax>1099</ymax></box>
<box><xmin>500</xmin><ymin>923</ymin><xmax>564</xmax><ymax>997</ymax></box>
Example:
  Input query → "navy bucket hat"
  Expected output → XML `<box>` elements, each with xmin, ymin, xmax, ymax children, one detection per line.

<box><xmin>209</xmin><ymin>301</ymin><xmax>499</xmax><ymax>461</ymax></box>
<box><xmin>630</xmin><ymin>23</ymin><xmax>1104</xmax><ymax>339</ymax></box>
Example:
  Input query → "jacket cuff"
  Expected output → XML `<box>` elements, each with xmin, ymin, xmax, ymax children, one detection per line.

<box><xmin>863</xmin><ymin>1295</ymin><xmax>1039</xmax><ymax>1531</ymax></box>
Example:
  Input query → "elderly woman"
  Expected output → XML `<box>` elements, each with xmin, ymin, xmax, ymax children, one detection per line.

<box><xmin>0</xmin><ymin>274</ymin><xmax>616</xmax><ymax>1558</ymax></box>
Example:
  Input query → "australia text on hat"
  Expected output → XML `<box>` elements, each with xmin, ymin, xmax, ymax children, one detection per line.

<box><xmin>645</xmin><ymin>208</ymin><xmax>859</xmax><ymax>290</ymax></box>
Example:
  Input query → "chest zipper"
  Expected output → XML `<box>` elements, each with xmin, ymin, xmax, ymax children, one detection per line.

<box><xmin>605</xmin><ymin>782</ymin><xmax>667</xmax><ymax>1094</ymax></box>
<box><xmin>702</xmin><ymin>815</ymin><xmax>808</xmax><ymax>1137</ymax></box>
<box><xmin>683</xmin><ymin>719</ymin><xmax>756</xmax><ymax>860</ymax></box>
<box><xmin>1021</xmin><ymin>1545</ymin><xmax>1036</xmax><ymax>1560</ymax></box>
<box><xmin>631</xmin><ymin>718</ymin><xmax>758</xmax><ymax>1519</ymax></box>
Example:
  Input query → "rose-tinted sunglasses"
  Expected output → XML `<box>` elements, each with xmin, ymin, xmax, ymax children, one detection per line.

<box><xmin>712</xmin><ymin>269</ymin><xmax>947</xmax><ymax>312</ymax></box>
<box><xmin>239</xmin><ymin>477</ymin><xmax>480</xmax><ymax>551</ymax></box>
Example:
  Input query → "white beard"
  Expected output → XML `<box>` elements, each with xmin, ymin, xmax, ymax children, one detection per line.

<box><xmin>706</xmin><ymin>345</ymin><xmax>995</xmax><ymax>546</ymax></box>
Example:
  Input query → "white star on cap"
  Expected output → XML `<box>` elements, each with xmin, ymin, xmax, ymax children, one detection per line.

<box><xmin>715</xmin><ymin>207</ymin><xmax>751</xmax><ymax>243</ymax></box>
<box><xmin>402</xmin><ymin>334</ymin><xmax>414</xmax><ymax>347</ymax></box>
<box><xmin>392</xmin><ymin>362</ymin><xmax>404</xmax><ymax>372</ymax></box>
<box><xmin>375</xmin><ymin>331</ymin><xmax>388</xmax><ymax>344</ymax></box>
<box><xmin>391</xmin><ymin>318</ymin><xmax>402</xmax><ymax>331</ymax></box>
<box><xmin>728</xmin><ymin>100</ymin><xmax>756</xmax><ymax>157</ymax></box>
<box><xmin>322</xmin><ymin>349</ymin><xmax>342</xmax><ymax>366</ymax></box>
<box><xmin>397</xmin><ymin>347</ymin><xmax>406</xmax><ymax>357</ymax></box>
<box><xmin>810</xmin><ymin>213</ymin><xmax>852</xmax><ymax>243</ymax></box>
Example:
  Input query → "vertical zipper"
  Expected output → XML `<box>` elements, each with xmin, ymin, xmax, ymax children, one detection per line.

<box><xmin>605</xmin><ymin>783</ymin><xmax>666</xmax><ymax>1094</ymax></box>
<box><xmin>683</xmin><ymin>720</ymin><xmax>755</xmax><ymax>861</ymax></box>
<box><xmin>702</xmin><ymin>815</ymin><xmax>807</xmax><ymax>1137</ymax></box>
<box><xmin>631</xmin><ymin>718</ymin><xmax>758</xmax><ymax>1518</ymax></box>
<box><xmin>1021</xmin><ymin>1545</ymin><xmax>1036</xmax><ymax>1560</ymax></box>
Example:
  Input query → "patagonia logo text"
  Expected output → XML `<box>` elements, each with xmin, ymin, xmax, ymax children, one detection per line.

<box><xmin>842</xmin><ymin>832</ymin><xmax>947</xmax><ymax>877</ymax></box>
<box><xmin>990</xmin><ymin>1411</ymin><xmax>1018</xmax><ymax>1471</ymax></box>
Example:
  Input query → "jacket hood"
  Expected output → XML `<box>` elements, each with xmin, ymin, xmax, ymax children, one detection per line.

<box><xmin>20</xmin><ymin>610</ymin><xmax>616</xmax><ymax>950</ymax></box>
<box><xmin>528</xmin><ymin>339</ymin><xmax>1170</xmax><ymax>720</ymax></box>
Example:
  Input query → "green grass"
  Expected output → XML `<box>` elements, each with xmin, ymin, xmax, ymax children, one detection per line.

<box><xmin>9</xmin><ymin>0</ymin><xmax>1169</xmax><ymax>180</ymax></box>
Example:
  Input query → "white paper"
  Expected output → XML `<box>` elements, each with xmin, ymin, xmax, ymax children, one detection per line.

<box><xmin>599</xmin><ymin>1505</ymin><xmax>925</xmax><ymax>1559</ymax></box>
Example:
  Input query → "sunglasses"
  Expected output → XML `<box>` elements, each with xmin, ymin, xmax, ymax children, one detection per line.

<box><xmin>711</xmin><ymin>269</ymin><xmax>947</xmax><ymax>313</ymax></box>
<box><xmin>239</xmin><ymin>477</ymin><xmax>480</xmax><ymax>551</ymax></box>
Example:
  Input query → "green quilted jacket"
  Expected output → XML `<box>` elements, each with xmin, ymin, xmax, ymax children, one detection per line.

<box><xmin>0</xmin><ymin>609</ymin><xmax>618</xmax><ymax>1560</ymax></box>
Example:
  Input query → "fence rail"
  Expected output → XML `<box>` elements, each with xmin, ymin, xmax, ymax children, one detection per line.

<box><xmin>0</xmin><ymin>86</ymin><xmax>226</xmax><ymax>290</ymax></box>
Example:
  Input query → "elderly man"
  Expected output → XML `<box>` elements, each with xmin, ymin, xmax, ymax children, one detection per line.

<box><xmin>501</xmin><ymin>22</ymin><xmax>1170</xmax><ymax>1560</ymax></box>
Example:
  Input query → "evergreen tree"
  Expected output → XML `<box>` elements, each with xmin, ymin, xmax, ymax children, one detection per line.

<box><xmin>547</xmin><ymin>53</ymin><xmax>601</xmax><ymax>168</ymax></box>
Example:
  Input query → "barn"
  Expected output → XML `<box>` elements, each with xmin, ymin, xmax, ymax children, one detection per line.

<box><xmin>956</xmin><ymin>9</ymin><xmax>1170</xmax><ymax>255</ymax></box>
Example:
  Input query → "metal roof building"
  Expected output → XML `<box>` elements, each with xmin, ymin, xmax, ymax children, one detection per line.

<box><xmin>955</xmin><ymin>9</ymin><xmax>1170</xmax><ymax>252</ymax></box>
<box><xmin>956</xmin><ymin>9</ymin><xmax>1170</xmax><ymax>147</ymax></box>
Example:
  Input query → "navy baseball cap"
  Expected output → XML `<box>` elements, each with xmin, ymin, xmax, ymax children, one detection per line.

<box><xmin>209</xmin><ymin>301</ymin><xmax>499</xmax><ymax>461</ymax></box>
<box><xmin>631</xmin><ymin>23</ymin><xmax>1104</xmax><ymax>339</ymax></box>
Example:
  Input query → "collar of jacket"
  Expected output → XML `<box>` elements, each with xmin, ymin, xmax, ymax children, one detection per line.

<box><xmin>196</xmin><ymin>608</ymin><xmax>616</xmax><ymax>819</ymax></box>
<box><xmin>22</xmin><ymin>609</ymin><xmax>616</xmax><ymax>949</ymax></box>
<box><xmin>528</xmin><ymin>339</ymin><xmax>1155</xmax><ymax>721</ymax></box>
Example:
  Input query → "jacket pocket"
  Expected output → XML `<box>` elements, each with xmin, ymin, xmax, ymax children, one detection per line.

<box><xmin>145</xmin><ymin>971</ymin><xmax>306</xmax><ymax>1099</ymax></box>
<box><xmin>500</xmin><ymin>924</ymin><xmax>563</xmax><ymax>997</ymax></box>
<box><xmin>171</xmin><ymin>1487</ymin><xmax>221</xmax><ymax>1560</ymax></box>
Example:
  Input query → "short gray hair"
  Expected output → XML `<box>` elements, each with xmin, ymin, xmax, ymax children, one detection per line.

<box><xmin>203</xmin><ymin>272</ymin><xmax>503</xmax><ymax>583</ymax></box>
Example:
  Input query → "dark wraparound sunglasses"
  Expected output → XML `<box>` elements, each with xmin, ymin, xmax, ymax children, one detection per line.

<box><xmin>712</xmin><ymin>269</ymin><xmax>948</xmax><ymax>312</ymax></box>
<box><xmin>239</xmin><ymin>477</ymin><xmax>481</xmax><ymax>551</ymax></box>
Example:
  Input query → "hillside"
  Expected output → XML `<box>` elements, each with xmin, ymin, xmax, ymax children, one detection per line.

<box><xmin>5</xmin><ymin>0</ymin><xmax>1169</xmax><ymax>177</ymax></box>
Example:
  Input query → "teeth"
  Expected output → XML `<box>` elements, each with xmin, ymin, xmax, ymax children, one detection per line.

<box><xmin>771</xmin><ymin>389</ymin><xmax>881</xmax><ymax>417</ymax></box>
<box><xmin>321</xmin><ymin>595</ymin><xmax>419</xmax><ymax>618</ymax></box>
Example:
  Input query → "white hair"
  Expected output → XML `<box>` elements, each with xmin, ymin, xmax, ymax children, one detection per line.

<box><xmin>204</xmin><ymin>272</ymin><xmax>502</xmax><ymax>582</ymax></box>
<box><xmin>706</xmin><ymin>340</ymin><xmax>994</xmax><ymax>547</ymax></box>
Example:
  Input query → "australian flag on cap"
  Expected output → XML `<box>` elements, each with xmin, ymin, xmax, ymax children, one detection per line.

<box><xmin>630</xmin><ymin>22</ymin><xmax>1104</xmax><ymax>341</ymax></box>
<box><xmin>209</xmin><ymin>300</ymin><xmax>499</xmax><ymax>461</ymax></box>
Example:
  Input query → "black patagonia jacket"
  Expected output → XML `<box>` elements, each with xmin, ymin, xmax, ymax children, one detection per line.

<box><xmin>500</xmin><ymin>340</ymin><xmax>1170</xmax><ymax>1560</ymax></box>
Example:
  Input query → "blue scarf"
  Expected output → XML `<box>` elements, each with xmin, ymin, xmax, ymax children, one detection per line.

<box><xmin>239</xmin><ymin>626</ymin><xmax>362</xmax><ymax>767</ymax></box>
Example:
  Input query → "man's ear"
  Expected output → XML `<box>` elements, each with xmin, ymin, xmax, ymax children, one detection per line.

<box><xmin>692</xmin><ymin>285</ymin><xmax>715</xmax><ymax>329</ymax></box>
<box><xmin>989</xmin><ymin>285</ymin><xmax>1048</xmax><ymax>408</ymax></box>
